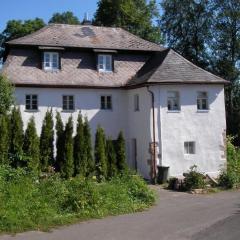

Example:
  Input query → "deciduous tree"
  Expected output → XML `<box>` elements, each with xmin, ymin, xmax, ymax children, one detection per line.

<box><xmin>49</xmin><ymin>11</ymin><xmax>80</xmax><ymax>25</ymax></box>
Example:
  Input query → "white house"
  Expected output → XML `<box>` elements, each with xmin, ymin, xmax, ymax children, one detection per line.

<box><xmin>2</xmin><ymin>23</ymin><xmax>227</xmax><ymax>180</ymax></box>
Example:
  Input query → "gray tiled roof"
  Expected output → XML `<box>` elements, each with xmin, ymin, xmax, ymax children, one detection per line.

<box><xmin>2</xmin><ymin>48</ymin><xmax>148</xmax><ymax>87</ymax></box>
<box><xmin>127</xmin><ymin>49</ymin><xmax>228</xmax><ymax>86</ymax></box>
<box><xmin>7</xmin><ymin>24</ymin><xmax>164</xmax><ymax>52</ymax></box>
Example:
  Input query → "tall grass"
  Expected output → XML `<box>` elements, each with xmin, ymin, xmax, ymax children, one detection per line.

<box><xmin>0</xmin><ymin>166</ymin><xmax>155</xmax><ymax>233</ymax></box>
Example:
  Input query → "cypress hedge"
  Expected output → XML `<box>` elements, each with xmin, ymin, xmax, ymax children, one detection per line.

<box><xmin>106</xmin><ymin>137</ymin><xmax>117</xmax><ymax>178</ymax></box>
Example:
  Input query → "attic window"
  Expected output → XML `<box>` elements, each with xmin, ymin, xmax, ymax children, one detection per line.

<box><xmin>43</xmin><ymin>52</ymin><xmax>59</xmax><ymax>70</ymax></box>
<box><xmin>98</xmin><ymin>55</ymin><xmax>112</xmax><ymax>72</ymax></box>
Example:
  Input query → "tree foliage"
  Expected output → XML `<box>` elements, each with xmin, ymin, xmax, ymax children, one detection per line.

<box><xmin>0</xmin><ymin>75</ymin><xmax>14</xmax><ymax>115</ymax></box>
<box><xmin>94</xmin><ymin>0</ymin><xmax>162</xmax><ymax>43</ymax></box>
<box><xmin>61</xmin><ymin>116</ymin><xmax>74</xmax><ymax>179</ymax></box>
<box><xmin>210</xmin><ymin>0</ymin><xmax>240</xmax><ymax>144</ymax></box>
<box><xmin>0</xmin><ymin>18</ymin><xmax>45</xmax><ymax>59</ymax></box>
<box><xmin>160</xmin><ymin>0</ymin><xmax>212</xmax><ymax>67</ymax></box>
<box><xmin>23</xmin><ymin>117</ymin><xmax>40</xmax><ymax>172</ymax></box>
<box><xmin>116</xmin><ymin>131</ymin><xmax>127</xmax><ymax>172</ymax></box>
<box><xmin>49</xmin><ymin>11</ymin><xmax>80</xmax><ymax>25</ymax></box>
<box><xmin>40</xmin><ymin>109</ymin><xmax>54</xmax><ymax>171</ymax></box>
<box><xmin>9</xmin><ymin>107</ymin><xmax>24</xmax><ymax>167</ymax></box>
<box><xmin>55</xmin><ymin>112</ymin><xmax>64</xmax><ymax>172</ymax></box>
<box><xmin>95</xmin><ymin>126</ymin><xmax>107</xmax><ymax>181</ymax></box>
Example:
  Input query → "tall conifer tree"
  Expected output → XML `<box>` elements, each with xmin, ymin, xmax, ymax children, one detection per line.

<box><xmin>74</xmin><ymin>113</ymin><xmax>85</xmax><ymax>176</ymax></box>
<box><xmin>61</xmin><ymin>116</ymin><xmax>74</xmax><ymax>179</ymax></box>
<box><xmin>23</xmin><ymin>117</ymin><xmax>40</xmax><ymax>172</ymax></box>
<box><xmin>95</xmin><ymin>126</ymin><xmax>107</xmax><ymax>181</ymax></box>
<box><xmin>0</xmin><ymin>114</ymin><xmax>10</xmax><ymax>164</ymax></box>
<box><xmin>55</xmin><ymin>112</ymin><xmax>64</xmax><ymax>172</ymax></box>
<box><xmin>9</xmin><ymin>107</ymin><xmax>24</xmax><ymax>167</ymax></box>
<box><xmin>83</xmin><ymin>117</ymin><xmax>94</xmax><ymax>176</ymax></box>
<box><xmin>106</xmin><ymin>137</ymin><xmax>117</xmax><ymax>178</ymax></box>
<box><xmin>40</xmin><ymin>109</ymin><xmax>54</xmax><ymax>171</ymax></box>
<box><xmin>116</xmin><ymin>131</ymin><xmax>127</xmax><ymax>172</ymax></box>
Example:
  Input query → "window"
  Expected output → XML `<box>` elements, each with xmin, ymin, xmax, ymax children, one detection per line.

<box><xmin>62</xmin><ymin>96</ymin><xmax>74</xmax><ymax>111</ymax></box>
<box><xmin>184</xmin><ymin>142</ymin><xmax>196</xmax><ymax>154</ymax></box>
<box><xmin>25</xmin><ymin>95</ymin><xmax>38</xmax><ymax>110</ymax></box>
<box><xmin>197</xmin><ymin>92</ymin><xmax>208</xmax><ymax>110</ymax></box>
<box><xmin>101</xmin><ymin>96</ymin><xmax>112</xmax><ymax>110</ymax></box>
<box><xmin>167</xmin><ymin>91</ymin><xmax>180</xmax><ymax>111</ymax></box>
<box><xmin>98</xmin><ymin>55</ymin><xmax>112</xmax><ymax>72</ymax></box>
<box><xmin>43</xmin><ymin>52</ymin><xmax>59</xmax><ymax>70</ymax></box>
<box><xmin>134</xmin><ymin>94</ymin><xmax>139</xmax><ymax>111</ymax></box>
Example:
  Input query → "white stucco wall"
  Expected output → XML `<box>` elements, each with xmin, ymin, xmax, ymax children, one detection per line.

<box><xmin>151</xmin><ymin>84</ymin><xmax>226</xmax><ymax>178</ymax></box>
<box><xmin>15</xmin><ymin>84</ymin><xmax>226</xmax><ymax>179</ymax></box>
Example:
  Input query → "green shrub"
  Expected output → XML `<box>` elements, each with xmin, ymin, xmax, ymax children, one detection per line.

<box><xmin>183</xmin><ymin>165</ymin><xmax>206</xmax><ymax>191</ymax></box>
<box><xmin>0</xmin><ymin>166</ymin><xmax>155</xmax><ymax>233</ymax></box>
<box><xmin>218</xmin><ymin>137</ymin><xmax>240</xmax><ymax>189</ymax></box>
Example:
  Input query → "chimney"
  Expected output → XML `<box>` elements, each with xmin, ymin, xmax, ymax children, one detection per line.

<box><xmin>82</xmin><ymin>12</ymin><xmax>92</xmax><ymax>25</ymax></box>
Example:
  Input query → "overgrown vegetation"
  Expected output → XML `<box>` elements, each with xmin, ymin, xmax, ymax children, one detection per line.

<box><xmin>219</xmin><ymin>137</ymin><xmax>240</xmax><ymax>189</ymax></box>
<box><xmin>0</xmin><ymin>165</ymin><xmax>155</xmax><ymax>233</ymax></box>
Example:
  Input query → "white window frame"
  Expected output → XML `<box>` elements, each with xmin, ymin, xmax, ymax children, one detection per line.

<box><xmin>167</xmin><ymin>91</ymin><xmax>180</xmax><ymax>111</ymax></box>
<box><xmin>25</xmin><ymin>94</ymin><xmax>38</xmax><ymax>111</ymax></box>
<box><xmin>134</xmin><ymin>94</ymin><xmax>140</xmax><ymax>111</ymax></box>
<box><xmin>43</xmin><ymin>52</ymin><xmax>59</xmax><ymax>70</ymax></box>
<box><xmin>197</xmin><ymin>91</ymin><xmax>209</xmax><ymax>110</ymax></box>
<box><xmin>184</xmin><ymin>142</ymin><xmax>196</xmax><ymax>155</ymax></box>
<box><xmin>62</xmin><ymin>95</ymin><xmax>75</xmax><ymax>111</ymax></box>
<box><xmin>101</xmin><ymin>95</ymin><xmax>112</xmax><ymax>110</ymax></box>
<box><xmin>98</xmin><ymin>54</ymin><xmax>112</xmax><ymax>72</ymax></box>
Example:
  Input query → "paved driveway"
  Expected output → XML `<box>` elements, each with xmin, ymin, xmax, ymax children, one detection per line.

<box><xmin>1</xmin><ymin>187</ymin><xmax>240</xmax><ymax>240</ymax></box>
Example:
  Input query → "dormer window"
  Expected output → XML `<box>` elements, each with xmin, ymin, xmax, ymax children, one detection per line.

<box><xmin>43</xmin><ymin>52</ymin><xmax>59</xmax><ymax>70</ymax></box>
<box><xmin>98</xmin><ymin>54</ymin><xmax>112</xmax><ymax>72</ymax></box>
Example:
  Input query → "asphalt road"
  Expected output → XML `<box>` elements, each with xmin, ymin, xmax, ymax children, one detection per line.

<box><xmin>1</xmin><ymin>188</ymin><xmax>240</xmax><ymax>240</ymax></box>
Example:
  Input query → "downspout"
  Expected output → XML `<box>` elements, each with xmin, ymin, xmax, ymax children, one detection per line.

<box><xmin>147</xmin><ymin>86</ymin><xmax>157</xmax><ymax>182</ymax></box>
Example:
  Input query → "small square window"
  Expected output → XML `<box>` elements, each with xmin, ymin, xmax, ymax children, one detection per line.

<box><xmin>44</xmin><ymin>52</ymin><xmax>59</xmax><ymax>70</ymax></box>
<box><xmin>25</xmin><ymin>95</ymin><xmax>38</xmax><ymax>110</ymax></box>
<box><xmin>62</xmin><ymin>96</ymin><xmax>74</xmax><ymax>111</ymax></box>
<box><xmin>98</xmin><ymin>55</ymin><xmax>112</xmax><ymax>72</ymax></box>
<box><xmin>134</xmin><ymin>94</ymin><xmax>139</xmax><ymax>111</ymax></box>
<box><xmin>167</xmin><ymin>91</ymin><xmax>180</xmax><ymax>111</ymax></box>
<box><xmin>101</xmin><ymin>95</ymin><xmax>112</xmax><ymax>110</ymax></box>
<box><xmin>197</xmin><ymin>92</ymin><xmax>208</xmax><ymax>110</ymax></box>
<box><xmin>184</xmin><ymin>142</ymin><xmax>196</xmax><ymax>154</ymax></box>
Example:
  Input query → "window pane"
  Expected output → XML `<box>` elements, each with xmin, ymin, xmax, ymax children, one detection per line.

<box><xmin>106</xmin><ymin>56</ymin><xmax>112</xmax><ymax>71</ymax></box>
<box><xmin>101</xmin><ymin>96</ymin><xmax>105</xmax><ymax>109</ymax></box>
<box><xmin>107</xmin><ymin>96</ymin><xmax>112</xmax><ymax>109</ymax></box>
<box><xmin>184</xmin><ymin>142</ymin><xmax>195</xmax><ymax>154</ymax></box>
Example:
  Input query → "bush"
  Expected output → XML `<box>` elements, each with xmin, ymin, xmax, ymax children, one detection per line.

<box><xmin>218</xmin><ymin>137</ymin><xmax>240</xmax><ymax>189</ymax></box>
<box><xmin>0</xmin><ymin>166</ymin><xmax>155</xmax><ymax>233</ymax></box>
<box><xmin>183</xmin><ymin>165</ymin><xmax>206</xmax><ymax>191</ymax></box>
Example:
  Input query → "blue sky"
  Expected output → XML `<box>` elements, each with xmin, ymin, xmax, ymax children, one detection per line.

<box><xmin>0</xmin><ymin>0</ymin><xmax>99</xmax><ymax>32</ymax></box>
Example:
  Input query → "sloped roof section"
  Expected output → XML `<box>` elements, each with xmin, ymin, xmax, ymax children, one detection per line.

<box><xmin>7</xmin><ymin>24</ymin><xmax>164</xmax><ymax>52</ymax></box>
<box><xmin>127</xmin><ymin>49</ymin><xmax>228</xmax><ymax>86</ymax></box>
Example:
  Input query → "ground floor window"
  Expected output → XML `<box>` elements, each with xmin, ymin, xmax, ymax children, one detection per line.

<box><xmin>184</xmin><ymin>141</ymin><xmax>196</xmax><ymax>154</ymax></box>
<box><xmin>63</xmin><ymin>95</ymin><xmax>74</xmax><ymax>111</ymax></box>
<box><xmin>25</xmin><ymin>95</ymin><xmax>38</xmax><ymax>110</ymax></box>
<box><xmin>101</xmin><ymin>95</ymin><xmax>112</xmax><ymax>110</ymax></box>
